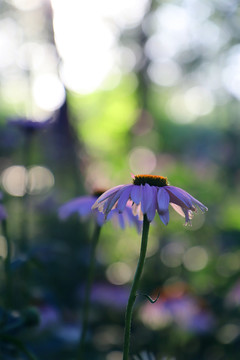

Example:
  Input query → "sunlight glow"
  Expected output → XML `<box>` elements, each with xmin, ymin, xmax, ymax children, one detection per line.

<box><xmin>106</xmin><ymin>262</ymin><xmax>132</xmax><ymax>285</ymax></box>
<box><xmin>184</xmin><ymin>86</ymin><xmax>215</xmax><ymax>116</ymax></box>
<box><xmin>217</xmin><ymin>324</ymin><xmax>240</xmax><ymax>344</ymax></box>
<box><xmin>183</xmin><ymin>246</ymin><xmax>208</xmax><ymax>272</ymax></box>
<box><xmin>1</xmin><ymin>166</ymin><xmax>27</xmax><ymax>197</ymax></box>
<box><xmin>222</xmin><ymin>45</ymin><xmax>240</xmax><ymax>100</ymax></box>
<box><xmin>167</xmin><ymin>86</ymin><xmax>215</xmax><ymax>124</ymax></box>
<box><xmin>0</xmin><ymin>18</ymin><xmax>20</xmax><ymax>68</ymax></box>
<box><xmin>1</xmin><ymin>165</ymin><xmax>55</xmax><ymax>197</ymax></box>
<box><xmin>161</xmin><ymin>242</ymin><xmax>186</xmax><ymax>268</ymax></box>
<box><xmin>33</xmin><ymin>73</ymin><xmax>66</xmax><ymax>111</ymax></box>
<box><xmin>129</xmin><ymin>147</ymin><xmax>157</xmax><ymax>174</ymax></box>
<box><xmin>147</xmin><ymin>60</ymin><xmax>182</xmax><ymax>87</ymax></box>
<box><xmin>51</xmin><ymin>0</ymin><xmax>149</xmax><ymax>94</ymax></box>
<box><xmin>7</xmin><ymin>0</ymin><xmax>42</xmax><ymax>11</ymax></box>
<box><xmin>28</xmin><ymin>166</ymin><xmax>55</xmax><ymax>195</ymax></box>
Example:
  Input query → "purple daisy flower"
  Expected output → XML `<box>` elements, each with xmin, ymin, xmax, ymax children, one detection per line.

<box><xmin>92</xmin><ymin>174</ymin><xmax>208</xmax><ymax>226</ymax></box>
<box><xmin>58</xmin><ymin>191</ymin><xmax>142</xmax><ymax>231</ymax></box>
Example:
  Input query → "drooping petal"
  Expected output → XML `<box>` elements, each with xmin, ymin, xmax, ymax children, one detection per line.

<box><xmin>96</xmin><ymin>211</ymin><xmax>105</xmax><ymax>226</ymax></box>
<box><xmin>132</xmin><ymin>203</ymin><xmax>139</xmax><ymax>216</ymax></box>
<box><xmin>104</xmin><ymin>186</ymin><xmax>128</xmax><ymax>216</ymax></box>
<box><xmin>165</xmin><ymin>186</ymin><xmax>194</xmax><ymax>209</ymax></box>
<box><xmin>188</xmin><ymin>195</ymin><xmax>208</xmax><ymax>212</ymax></box>
<box><xmin>146</xmin><ymin>186</ymin><xmax>157</xmax><ymax>222</ymax></box>
<box><xmin>131</xmin><ymin>185</ymin><xmax>142</xmax><ymax>205</ymax></box>
<box><xmin>125</xmin><ymin>206</ymin><xmax>142</xmax><ymax>233</ymax></box>
<box><xmin>132</xmin><ymin>203</ymin><xmax>143</xmax><ymax>221</ymax></box>
<box><xmin>92</xmin><ymin>185</ymin><xmax>125</xmax><ymax>209</ymax></box>
<box><xmin>141</xmin><ymin>183</ymin><xmax>153</xmax><ymax>214</ymax></box>
<box><xmin>117</xmin><ymin>185</ymin><xmax>132</xmax><ymax>212</ymax></box>
<box><xmin>169</xmin><ymin>186</ymin><xmax>208</xmax><ymax>213</ymax></box>
<box><xmin>159</xmin><ymin>210</ymin><xmax>169</xmax><ymax>226</ymax></box>
<box><xmin>170</xmin><ymin>203</ymin><xmax>185</xmax><ymax>218</ymax></box>
<box><xmin>117</xmin><ymin>212</ymin><xmax>125</xmax><ymax>229</ymax></box>
<box><xmin>182</xmin><ymin>209</ymin><xmax>193</xmax><ymax>226</ymax></box>
<box><xmin>157</xmin><ymin>188</ymin><xmax>170</xmax><ymax>214</ymax></box>
<box><xmin>59</xmin><ymin>196</ymin><xmax>95</xmax><ymax>220</ymax></box>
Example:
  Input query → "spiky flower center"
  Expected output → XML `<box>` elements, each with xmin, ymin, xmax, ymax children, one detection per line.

<box><xmin>133</xmin><ymin>174</ymin><xmax>168</xmax><ymax>187</ymax></box>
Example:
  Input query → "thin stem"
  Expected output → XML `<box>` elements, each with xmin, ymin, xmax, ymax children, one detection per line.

<box><xmin>2</xmin><ymin>220</ymin><xmax>13</xmax><ymax>308</ymax></box>
<box><xmin>20</xmin><ymin>134</ymin><xmax>33</xmax><ymax>252</ymax></box>
<box><xmin>123</xmin><ymin>215</ymin><xmax>150</xmax><ymax>360</ymax></box>
<box><xmin>77</xmin><ymin>224</ymin><xmax>101</xmax><ymax>360</ymax></box>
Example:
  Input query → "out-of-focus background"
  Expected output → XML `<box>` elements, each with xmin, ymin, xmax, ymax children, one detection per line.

<box><xmin>0</xmin><ymin>0</ymin><xmax>240</xmax><ymax>359</ymax></box>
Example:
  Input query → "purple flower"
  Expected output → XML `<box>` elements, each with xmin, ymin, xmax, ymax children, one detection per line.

<box><xmin>0</xmin><ymin>205</ymin><xmax>7</xmax><ymax>221</ymax></box>
<box><xmin>8</xmin><ymin>117</ymin><xmax>52</xmax><ymax>134</ymax></box>
<box><xmin>92</xmin><ymin>174</ymin><xmax>208</xmax><ymax>226</ymax></box>
<box><xmin>0</xmin><ymin>193</ymin><xmax>7</xmax><ymax>221</ymax></box>
<box><xmin>225</xmin><ymin>280</ymin><xmax>240</xmax><ymax>307</ymax></box>
<box><xmin>78</xmin><ymin>282</ymin><xmax>129</xmax><ymax>309</ymax></box>
<box><xmin>58</xmin><ymin>192</ymin><xmax>142</xmax><ymax>231</ymax></box>
<box><xmin>140</xmin><ymin>284</ymin><xmax>214</xmax><ymax>333</ymax></box>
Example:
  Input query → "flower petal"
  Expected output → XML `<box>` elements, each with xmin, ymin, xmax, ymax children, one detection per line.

<box><xmin>92</xmin><ymin>185</ymin><xmax>125</xmax><ymax>209</ymax></box>
<box><xmin>159</xmin><ymin>210</ymin><xmax>169</xmax><ymax>226</ymax></box>
<box><xmin>96</xmin><ymin>211</ymin><xmax>105</xmax><ymax>226</ymax></box>
<box><xmin>188</xmin><ymin>195</ymin><xmax>208</xmax><ymax>212</ymax></box>
<box><xmin>157</xmin><ymin>188</ymin><xmax>170</xmax><ymax>214</ymax></box>
<box><xmin>125</xmin><ymin>205</ymin><xmax>142</xmax><ymax>233</ymax></box>
<box><xmin>141</xmin><ymin>183</ymin><xmax>154</xmax><ymax>214</ymax></box>
<box><xmin>165</xmin><ymin>186</ymin><xmax>193</xmax><ymax>209</ymax></box>
<box><xmin>170</xmin><ymin>203</ymin><xmax>185</xmax><ymax>218</ymax></box>
<box><xmin>132</xmin><ymin>203</ymin><xmax>143</xmax><ymax>221</ymax></box>
<box><xmin>117</xmin><ymin>212</ymin><xmax>125</xmax><ymax>229</ymax></box>
<box><xmin>182</xmin><ymin>209</ymin><xmax>193</xmax><ymax>226</ymax></box>
<box><xmin>117</xmin><ymin>185</ymin><xmax>132</xmax><ymax>212</ymax></box>
<box><xmin>131</xmin><ymin>185</ymin><xmax>142</xmax><ymax>205</ymax></box>
<box><xmin>104</xmin><ymin>188</ymin><xmax>126</xmax><ymax>216</ymax></box>
<box><xmin>59</xmin><ymin>196</ymin><xmax>94</xmax><ymax>220</ymax></box>
<box><xmin>132</xmin><ymin>203</ymin><xmax>139</xmax><ymax>217</ymax></box>
<box><xmin>146</xmin><ymin>186</ymin><xmax>157</xmax><ymax>222</ymax></box>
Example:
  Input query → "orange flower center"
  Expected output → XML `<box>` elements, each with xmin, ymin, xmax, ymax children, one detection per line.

<box><xmin>133</xmin><ymin>175</ymin><xmax>168</xmax><ymax>187</ymax></box>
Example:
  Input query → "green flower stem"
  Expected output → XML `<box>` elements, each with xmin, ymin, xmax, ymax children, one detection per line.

<box><xmin>123</xmin><ymin>215</ymin><xmax>150</xmax><ymax>360</ymax></box>
<box><xmin>20</xmin><ymin>135</ymin><xmax>32</xmax><ymax>252</ymax></box>
<box><xmin>77</xmin><ymin>223</ymin><xmax>102</xmax><ymax>360</ymax></box>
<box><xmin>2</xmin><ymin>219</ymin><xmax>13</xmax><ymax>308</ymax></box>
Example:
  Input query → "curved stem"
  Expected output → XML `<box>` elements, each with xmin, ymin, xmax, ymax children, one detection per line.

<box><xmin>2</xmin><ymin>220</ymin><xmax>13</xmax><ymax>308</ymax></box>
<box><xmin>123</xmin><ymin>215</ymin><xmax>150</xmax><ymax>360</ymax></box>
<box><xmin>77</xmin><ymin>224</ymin><xmax>101</xmax><ymax>360</ymax></box>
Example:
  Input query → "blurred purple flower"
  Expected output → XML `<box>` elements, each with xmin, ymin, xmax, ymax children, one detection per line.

<box><xmin>92</xmin><ymin>174</ymin><xmax>207</xmax><ymax>226</ymax></box>
<box><xmin>140</xmin><ymin>284</ymin><xmax>214</xmax><ymax>333</ymax></box>
<box><xmin>0</xmin><ymin>193</ymin><xmax>7</xmax><ymax>221</ymax></box>
<box><xmin>0</xmin><ymin>204</ymin><xmax>7</xmax><ymax>221</ymax></box>
<box><xmin>8</xmin><ymin>117</ymin><xmax>52</xmax><ymax>134</ymax></box>
<box><xmin>163</xmin><ymin>295</ymin><xmax>214</xmax><ymax>333</ymax></box>
<box><xmin>79</xmin><ymin>282</ymin><xmax>129</xmax><ymax>309</ymax></box>
<box><xmin>36</xmin><ymin>304</ymin><xmax>60</xmax><ymax>331</ymax></box>
<box><xmin>59</xmin><ymin>193</ymin><xmax>142</xmax><ymax>231</ymax></box>
<box><xmin>225</xmin><ymin>280</ymin><xmax>240</xmax><ymax>307</ymax></box>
